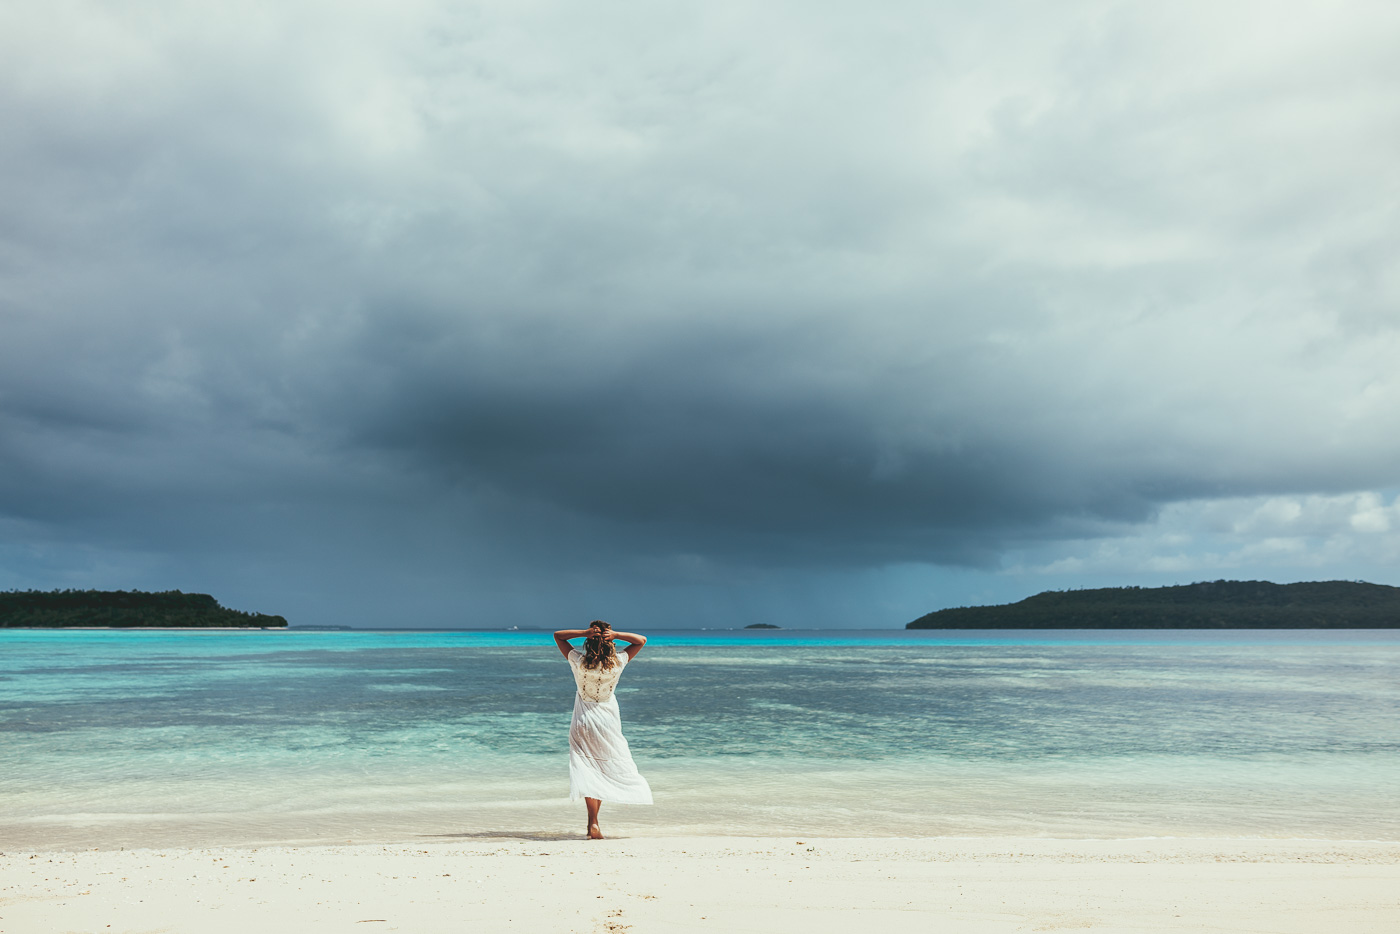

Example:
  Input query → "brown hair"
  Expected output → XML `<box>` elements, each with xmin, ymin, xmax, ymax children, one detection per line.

<box><xmin>582</xmin><ymin>620</ymin><xmax>617</xmax><ymax>670</ymax></box>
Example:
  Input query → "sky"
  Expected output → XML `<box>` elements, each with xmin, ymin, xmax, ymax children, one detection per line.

<box><xmin>2</xmin><ymin>0</ymin><xmax>1399</xmax><ymax>628</ymax></box>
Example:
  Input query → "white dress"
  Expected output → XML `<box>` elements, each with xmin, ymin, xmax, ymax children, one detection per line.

<box><xmin>567</xmin><ymin>649</ymin><xmax>653</xmax><ymax>805</ymax></box>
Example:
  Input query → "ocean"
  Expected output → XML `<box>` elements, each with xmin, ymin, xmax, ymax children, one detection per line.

<box><xmin>2</xmin><ymin>629</ymin><xmax>1398</xmax><ymax>849</ymax></box>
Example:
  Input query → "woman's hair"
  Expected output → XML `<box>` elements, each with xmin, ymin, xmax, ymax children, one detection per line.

<box><xmin>582</xmin><ymin>620</ymin><xmax>617</xmax><ymax>670</ymax></box>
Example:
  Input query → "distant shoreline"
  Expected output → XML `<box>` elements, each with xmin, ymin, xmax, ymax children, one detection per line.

<box><xmin>0</xmin><ymin>589</ymin><xmax>287</xmax><ymax>629</ymax></box>
<box><xmin>3</xmin><ymin>626</ymin><xmax>290</xmax><ymax>631</ymax></box>
<box><xmin>909</xmin><ymin>580</ymin><xmax>1400</xmax><ymax>629</ymax></box>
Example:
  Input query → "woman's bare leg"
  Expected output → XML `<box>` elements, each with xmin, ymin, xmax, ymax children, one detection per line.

<box><xmin>585</xmin><ymin>797</ymin><xmax>603</xmax><ymax>839</ymax></box>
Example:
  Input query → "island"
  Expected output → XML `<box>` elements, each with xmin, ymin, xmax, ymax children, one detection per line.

<box><xmin>0</xmin><ymin>590</ymin><xmax>288</xmax><ymax>628</ymax></box>
<box><xmin>744</xmin><ymin>623</ymin><xmax>782</xmax><ymax>629</ymax></box>
<box><xmin>907</xmin><ymin>580</ymin><xmax>1400</xmax><ymax>629</ymax></box>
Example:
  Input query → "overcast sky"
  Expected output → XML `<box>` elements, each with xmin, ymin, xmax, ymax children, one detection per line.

<box><xmin>2</xmin><ymin>0</ymin><xmax>1398</xmax><ymax>628</ymax></box>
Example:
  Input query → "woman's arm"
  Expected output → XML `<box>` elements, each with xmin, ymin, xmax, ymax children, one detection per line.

<box><xmin>611</xmin><ymin>631</ymin><xmax>647</xmax><ymax>661</ymax></box>
<box><xmin>554</xmin><ymin>629</ymin><xmax>590</xmax><ymax>659</ymax></box>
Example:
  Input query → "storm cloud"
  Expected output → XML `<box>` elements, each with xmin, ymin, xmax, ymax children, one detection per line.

<box><xmin>2</xmin><ymin>0</ymin><xmax>1398</xmax><ymax>626</ymax></box>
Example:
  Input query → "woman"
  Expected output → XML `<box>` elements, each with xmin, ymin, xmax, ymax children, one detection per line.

<box><xmin>554</xmin><ymin>620</ymin><xmax>653</xmax><ymax>839</ymax></box>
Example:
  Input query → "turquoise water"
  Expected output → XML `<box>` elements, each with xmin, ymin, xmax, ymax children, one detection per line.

<box><xmin>2</xmin><ymin>629</ymin><xmax>1398</xmax><ymax>848</ymax></box>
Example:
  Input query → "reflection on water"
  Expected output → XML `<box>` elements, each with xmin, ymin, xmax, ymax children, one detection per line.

<box><xmin>2</xmin><ymin>629</ymin><xmax>1398</xmax><ymax>848</ymax></box>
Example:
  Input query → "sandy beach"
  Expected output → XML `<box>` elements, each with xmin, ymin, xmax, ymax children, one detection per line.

<box><xmin>4</xmin><ymin>836</ymin><xmax>1398</xmax><ymax>933</ymax></box>
<box><xmin>8</xmin><ymin>632</ymin><xmax>1399</xmax><ymax>932</ymax></box>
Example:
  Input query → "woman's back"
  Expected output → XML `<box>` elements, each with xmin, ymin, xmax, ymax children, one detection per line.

<box><xmin>568</xmin><ymin>649</ymin><xmax>627</xmax><ymax>702</ymax></box>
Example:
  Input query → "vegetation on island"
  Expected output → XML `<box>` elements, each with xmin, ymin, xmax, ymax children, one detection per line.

<box><xmin>0</xmin><ymin>590</ymin><xmax>288</xmax><ymax>628</ymax></box>
<box><xmin>907</xmin><ymin>580</ymin><xmax>1400</xmax><ymax>629</ymax></box>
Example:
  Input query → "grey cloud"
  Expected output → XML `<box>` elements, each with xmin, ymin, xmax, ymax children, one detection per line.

<box><xmin>2</xmin><ymin>0</ymin><xmax>1399</xmax><ymax>624</ymax></box>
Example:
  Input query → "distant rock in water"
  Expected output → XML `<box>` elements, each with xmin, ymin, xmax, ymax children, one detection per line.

<box><xmin>744</xmin><ymin>623</ymin><xmax>782</xmax><ymax>629</ymax></box>
<box><xmin>0</xmin><ymin>589</ymin><xmax>288</xmax><ymax>628</ymax></box>
<box><xmin>907</xmin><ymin>580</ymin><xmax>1400</xmax><ymax>629</ymax></box>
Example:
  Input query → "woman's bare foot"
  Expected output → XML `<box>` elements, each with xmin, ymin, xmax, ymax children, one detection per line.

<box><xmin>585</xmin><ymin>796</ymin><xmax>604</xmax><ymax>839</ymax></box>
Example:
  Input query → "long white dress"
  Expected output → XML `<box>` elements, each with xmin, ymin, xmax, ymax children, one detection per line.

<box><xmin>567</xmin><ymin>649</ymin><xmax>653</xmax><ymax>805</ymax></box>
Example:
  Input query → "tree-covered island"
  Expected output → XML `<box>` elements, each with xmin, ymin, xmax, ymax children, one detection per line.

<box><xmin>907</xmin><ymin>580</ymin><xmax>1400</xmax><ymax>629</ymax></box>
<box><xmin>0</xmin><ymin>590</ymin><xmax>288</xmax><ymax>628</ymax></box>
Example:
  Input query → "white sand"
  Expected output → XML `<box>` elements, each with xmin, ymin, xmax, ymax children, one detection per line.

<box><xmin>3</xmin><ymin>836</ymin><xmax>1398</xmax><ymax>933</ymax></box>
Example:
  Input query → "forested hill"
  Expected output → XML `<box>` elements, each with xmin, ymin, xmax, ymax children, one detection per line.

<box><xmin>0</xmin><ymin>590</ymin><xmax>288</xmax><ymax>628</ymax></box>
<box><xmin>907</xmin><ymin>580</ymin><xmax>1400</xmax><ymax>629</ymax></box>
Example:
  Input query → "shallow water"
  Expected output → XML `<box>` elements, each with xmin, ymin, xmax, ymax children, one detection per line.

<box><xmin>2</xmin><ymin>629</ymin><xmax>1398</xmax><ymax>848</ymax></box>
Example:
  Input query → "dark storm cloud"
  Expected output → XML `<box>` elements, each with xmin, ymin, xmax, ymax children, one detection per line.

<box><xmin>2</xmin><ymin>0</ymin><xmax>1399</xmax><ymax>623</ymax></box>
<box><xmin>340</xmin><ymin>309</ymin><xmax>1127</xmax><ymax>561</ymax></box>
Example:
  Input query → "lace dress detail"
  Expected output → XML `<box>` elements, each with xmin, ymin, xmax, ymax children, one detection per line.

<box><xmin>566</xmin><ymin>649</ymin><xmax>653</xmax><ymax>805</ymax></box>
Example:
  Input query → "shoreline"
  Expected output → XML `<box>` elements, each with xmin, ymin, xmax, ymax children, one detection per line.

<box><xmin>1</xmin><ymin>626</ymin><xmax>286</xmax><ymax>630</ymax></box>
<box><xmin>10</xmin><ymin>829</ymin><xmax>1400</xmax><ymax>856</ymax></box>
<box><xmin>5</xmin><ymin>836</ymin><xmax>1398</xmax><ymax>933</ymax></box>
